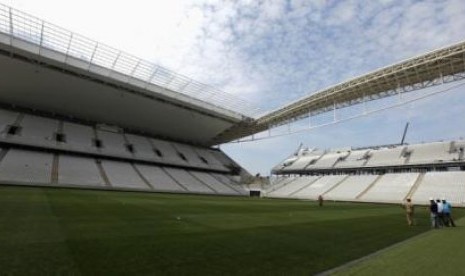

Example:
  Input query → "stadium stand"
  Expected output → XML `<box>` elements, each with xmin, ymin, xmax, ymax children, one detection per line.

<box><xmin>269</xmin><ymin>139</ymin><xmax>465</xmax><ymax>205</ymax></box>
<box><xmin>279</xmin><ymin>149</ymin><xmax>324</xmax><ymax>172</ymax></box>
<box><xmin>334</xmin><ymin>149</ymin><xmax>370</xmax><ymax>168</ymax></box>
<box><xmin>275</xmin><ymin>141</ymin><xmax>465</xmax><ymax>173</ymax></box>
<box><xmin>125</xmin><ymin>134</ymin><xmax>161</xmax><ymax>161</ymax></box>
<box><xmin>365</xmin><ymin>146</ymin><xmax>407</xmax><ymax>167</ymax></box>
<box><xmin>134</xmin><ymin>164</ymin><xmax>185</xmax><ymax>192</ymax></box>
<box><xmin>324</xmin><ymin>174</ymin><xmax>379</xmax><ymax>201</ymax></box>
<box><xmin>0</xmin><ymin>4</ymin><xmax>254</xmax><ymax>198</ymax></box>
<box><xmin>0</xmin><ymin>148</ymin><xmax>53</xmax><ymax>185</ymax></box>
<box><xmin>293</xmin><ymin>175</ymin><xmax>348</xmax><ymax>200</ymax></box>
<box><xmin>171</xmin><ymin>142</ymin><xmax>211</xmax><ymax>169</ymax></box>
<box><xmin>101</xmin><ymin>160</ymin><xmax>149</xmax><ymax>190</ymax></box>
<box><xmin>267</xmin><ymin>176</ymin><xmax>321</xmax><ymax>198</ymax></box>
<box><xmin>192</xmin><ymin>148</ymin><xmax>227</xmax><ymax>171</ymax></box>
<box><xmin>407</xmin><ymin>141</ymin><xmax>457</xmax><ymax>164</ymax></box>
<box><xmin>16</xmin><ymin>114</ymin><xmax>58</xmax><ymax>147</ymax></box>
<box><xmin>211</xmin><ymin>173</ymin><xmax>249</xmax><ymax>195</ymax></box>
<box><xmin>0</xmin><ymin>106</ymin><xmax>236</xmax><ymax>175</ymax></box>
<box><xmin>97</xmin><ymin>129</ymin><xmax>132</xmax><ymax>157</ymax></box>
<box><xmin>268</xmin><ymin>176</ymin><xmax>298</xmax><ymax>193</ymax></box>
<box><xmin>358</xmin><ymin>173</ymin><xmax>419</xmax><ymax>203</ymax></box>
<box><xmin>209</xmin><ymin>150</ymin><xmax>239</xmax><ymax>169</ymax></box>
<box><xmin>0</xmin><ymin>109</ymin><xmax>20</xmax><ymax>135</ymax></box>
<box><xmin>307</xmin><ymin>150</ymin><xmax>350</xmax><ymax>169</ymax></box>
<box><xmin>150</xmin><ymin>138</ymin><xmax>188</xmax><ymax>166</ymax></box>
<box><xmin>410</xmin><ymin>171</ymin><xmax>465</xmax><ymax>206</ymax></box>
<box><xmin>190</xmin><ymin>171</ymin><xmax>239</xmax><ymax>195</ymax></box>
<box><xmin>0</xmin><ymin>125</ymin><xmax>248</xmax><ymax>195</ymax></box>
<box><xmin>62</xmin><ymin>122</ymin><xmax>96</xmax><ymax>151</ymax></box>
<box><xmin>164</xmin><ymin>168</ymin><xmax>216</xmax><ymax>194</ymax></box>
<box><xmin>58</xmin><ymin>155</ymin><xmax>106</xmax><ymax>187</ymax></box>
<box><xmin>454</xmin><ymin>140</ymin><xmax>465</xmax><ymax>152</ymax></box>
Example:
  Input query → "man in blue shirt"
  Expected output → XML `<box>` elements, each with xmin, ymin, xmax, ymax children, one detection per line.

<box><xmin>442</xmin><ymin>199</ymin><xmax>456</xmax><ymax>227</ymax></box>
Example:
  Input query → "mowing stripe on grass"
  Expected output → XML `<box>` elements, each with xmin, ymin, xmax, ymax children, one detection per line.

<box><xmin>317</xmin><ymin>226</ymin><xmax>433</xmax><ymax>276</ymax></box>
<box><xmin>328</xmin><ymin>217</ymin><xmax>465</xmax><ymax>276</ymax></box>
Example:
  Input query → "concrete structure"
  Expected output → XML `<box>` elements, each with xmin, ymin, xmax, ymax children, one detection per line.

<box><xmin>1</xmin><ymin>4</ymin><xmax>465</xmax><ymax>200</ymax></box>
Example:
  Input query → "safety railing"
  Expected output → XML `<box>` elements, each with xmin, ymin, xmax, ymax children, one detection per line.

<box><xmin>0</xmin><ymin>4</ymin><xmax>261</xmax><ymax>118</ymax></box>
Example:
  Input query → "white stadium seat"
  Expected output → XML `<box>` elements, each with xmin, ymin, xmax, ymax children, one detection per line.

<box><xmin>62</xmin><ymin>122</ymin><xmax>95</xmax><ymax>150</ymax></box>
<box><xmin>164</xmin><ymin>168</ymin><xmax>215</xmax><ymax>194</ymax></box>
<box><xmin>334</xmin><ymin>150</ymin><xmax>369</xmax><ymax>168</ymax></box>
<box><xmin>324</xmin><ymin>174</ymin><xmax>379</xmax><ymax>201</ymax></box>
<box><xmin>359</xmin><ymin>173</ymin><xmax>419</xmax><ymax>203</ymax></box>
<box><xmin>58</xmin><ymin>155</ymin><xmax>106</xmax><ymax>187</ymax></box>
<box><xmin>16</xmin><ymin>115</ymin><xmax>58</xmax><ymax>146</ymax></box>
<box><xmin>134</xmin><ymin>164</ymin><xmax>186</xmax><ymax>192</ymax></box>
<box><xmin>407</xmin><ymin>142</ymin><xmax>457</xmax><ymax>164</ymax></box>
<box><xmin>0</xmin><ymin>148</ymin><xmax>53</xmax><ymax>184</ymax></box>
<box><xmin>411</xmin><ymin>171</ymin><xmax>465</xmax><ymax>206</ymax></box>
<box><xmin>364</xmin><ymin>146</ymin><xmax>407</xmax><ymax>167</ymax></box>
<box><xmin>190</xmin><ymin>171</ymin><xmax>239</xmax><ymax>194</ymax></box>
<box><xmin>293</xmin><ymin>175</ymin><xmax>347</xmax><ymax>200</ymax></box>
<box><xmin>308</xmin><ymin>151</ymin><xmax>349</xmax><ymax>169</ymax></box>
<box><xmin>97</xmin><ymin>130</ymin><xmax>131</xmax><ymax>157</ymax></box>
<box><xmin>101</xmin><ymin>160</ymin><xmax>149</xmax><ymax>189</ymax></box>
<box><xmin>0</xmin><ymin>109</ymin><xmax>19</xmax><ymax>136</ymax></box>
<box><xmin>267</xmin><ymin>176</ymin><xmax>320</xmax><ymax>198</ymax></box>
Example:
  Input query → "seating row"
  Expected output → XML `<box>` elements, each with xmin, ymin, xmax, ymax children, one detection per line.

<box><xmin>276</xmin><ymin>141</ymin><xmax>463</xmax><ymax>172</ymax></box>
<box><xmin>0</xmin><ymin>147</ymin><xmax>247</xmax><ymax>196</ymax></box>
<box><xmin>0</xmin><ymin>108</ymin><xmax>232</xmax><ymax>172</ymax></box>
<box><xmin>266</xmin><ymin>171</ymin><xmax>465</xmax><ymax>206</ymax></box>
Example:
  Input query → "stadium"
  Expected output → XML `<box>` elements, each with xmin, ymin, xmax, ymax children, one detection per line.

<box><xmin>1</xmin><ymin>2</ymin><xmax>465</xmax><ymax>275</ymax></box>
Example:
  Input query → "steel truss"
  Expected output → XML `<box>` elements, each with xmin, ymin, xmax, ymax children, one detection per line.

<box><xmin>214</xmin><ymin>40</ymin><xmax>465</xmax><ymax>144</ymax></box>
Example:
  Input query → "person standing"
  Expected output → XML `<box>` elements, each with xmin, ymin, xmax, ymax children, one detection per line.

<box><xmin>436</xmin><ymin>199</ymin><xmax>444</xmax><ymax>228</ymax></box>
<box><xmin>442</xmin><ymin>199</ymin><xmax>456</xmax><ymax>227</ymax></box>
<box><xmin>403</xmin><ymin>198</ymin><xmax>414</xmax><ymax>226</ymax></box>
<box><xmin>430</xmin><ymin>198</ymin><xmax>438</xmax><ymax>228</ymax></box>
<box><xmin>318</xmin><ymin>195</ymin><xmax>323</xmax><ymax>207</ymax></box>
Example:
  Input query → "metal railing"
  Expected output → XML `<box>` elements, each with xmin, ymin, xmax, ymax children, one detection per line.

<box><xmin>0</xmin><ymin>3</ymin><xmax>261</xmax><ymax>118</ymax></box>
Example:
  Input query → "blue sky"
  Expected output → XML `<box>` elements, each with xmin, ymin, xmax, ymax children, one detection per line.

<box><xmin>5</xmin><ymin>0</ymin><xmax>465</xmax><ymax>175</ymax></box>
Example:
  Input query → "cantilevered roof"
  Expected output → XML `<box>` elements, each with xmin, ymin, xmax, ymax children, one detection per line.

<box><xmin>0</xmin><ymin>4</ymin><xmax>259</xmax><ymax>146</ymax></box>
<box><xmin>1</xmin><ymin>4</ymin><xmax>465</xmax><ymax>146</ymax></box>
<box><xmin>213</xmin><ymin>39</ymin><xmax>465</xmax><ymax>144</ymax></box>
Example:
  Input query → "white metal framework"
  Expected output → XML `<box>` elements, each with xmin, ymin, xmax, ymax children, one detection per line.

<box><xmin>213</xmin><ymin>39</ymin><xmax>465</xmax><ymax>143</ymax></box>
<box><xmin>0</xmin><ymin>4</ymin><xmax>260</xmax><ymax>119</ymax></box>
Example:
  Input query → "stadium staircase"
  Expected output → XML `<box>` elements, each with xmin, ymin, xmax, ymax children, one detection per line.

<box><xmin>96</xmin><ymin>160</ymin><xmax>112</xmax><ymax>187</ymax></box>
<box><xmin>288</xmin><ymin>176</ymin><xmax>322</xmax><ymax>197</ymax></box>
<box><xmin>321</xmin><ymin>175</ymin><xmax>350</xmax><ymax>197</ymax></box>
<box><xmin>355</xmin><ymin>174</ymin><xmax>383</xmax><ymax>200</ymax></box>
<box><xmin>404</xmin><ymin>172</ymin><xmax>425</xmax><ymax>200</ymax></box>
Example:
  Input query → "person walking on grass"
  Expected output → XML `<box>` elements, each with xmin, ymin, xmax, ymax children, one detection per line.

<box><xmin>442</xmin><ymin>199</ymin><xmax>456</xmax><ymax>227</ymax></box>
<box><xmin>402</xmin><ymin>198</ymin><xmax>414</xmax><ymax>226</ymax></box>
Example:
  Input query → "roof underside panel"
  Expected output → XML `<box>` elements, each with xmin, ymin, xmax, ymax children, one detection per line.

<box><xmin>0</xmin><ymin>53</ymin><xmax>234</xmax><ymax>145</ymax></box>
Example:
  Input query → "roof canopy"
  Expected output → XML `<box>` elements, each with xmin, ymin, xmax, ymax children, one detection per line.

<box><xmin>0</xmin><ymin>4</ymin><xmax>260</xmax><ymax>146</ymax></box>
<box><xmin>1</xmin><ymin>4</ymin><xmax>465</xmax><ymax>145</ymax></box>
<box><xmin>213</xmin><ymin>40</ymin><xmax>465</xmax><ymax>143</ymax></box>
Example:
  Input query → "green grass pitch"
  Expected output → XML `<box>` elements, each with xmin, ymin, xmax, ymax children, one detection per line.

<box><xmin>0</xmin><ymin>185</ymin><xmax>463</xmax><ymax>275</ymax></box>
